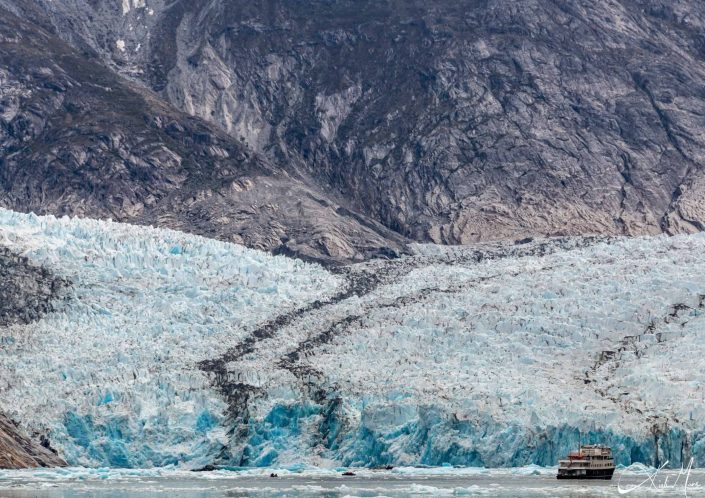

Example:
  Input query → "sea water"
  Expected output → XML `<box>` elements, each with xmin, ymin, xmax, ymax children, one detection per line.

<box><xmin>0</xmin><ymin>466</ymin><xmax>703</xmax><ymax>497</ymax></box>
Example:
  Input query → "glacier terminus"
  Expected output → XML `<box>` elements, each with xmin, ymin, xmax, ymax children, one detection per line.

<box><xmin>1</xmin><ymin>209</ymin><xmax>705</xmax><ymax>471</ymax></box>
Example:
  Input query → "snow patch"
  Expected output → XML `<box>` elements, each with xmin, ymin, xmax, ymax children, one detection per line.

<box><xmin>121</xmin><ymin>0</ymin><xmax>146</xmax><ymax>15</ymax></box>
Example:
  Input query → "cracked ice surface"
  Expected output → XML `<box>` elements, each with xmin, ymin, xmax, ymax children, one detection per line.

<box><xmin>0</xmin><ymin>209</ymin><xmax>342</xmax><ymax>468</ymax></box>
<box><xmin>281</xmin><ymin>235</ymin><xmax>705</xmax><ymax>467</ymax></box>
<box><xmin>3</xmin><ymin>207</ymin><xmax>705</xmax><ymax>469</ymax></box>
<box><xmin>314</xmin><ymin>234</ymin><xmax>705</xmax><ymax>465</ymax></box>
<box><xmin>198</xmin><ymin>232</ymin><xmax>705</xmax><ymax>468</ymax></box>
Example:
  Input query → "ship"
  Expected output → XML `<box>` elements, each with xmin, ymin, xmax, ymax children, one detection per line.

<box><xmin>557</xmin><ymin>444</ymin><xmax>615</xmax><ymax>479</ymax></box>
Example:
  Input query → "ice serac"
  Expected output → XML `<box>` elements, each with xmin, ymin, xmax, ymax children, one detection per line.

<box><xmin>208</xmin><ymin>234</ymin><xmax>705</xmax><ymax>469</ymax></box>
<box><xmin>0</xmin><ymin>209</ymin><xmax>342</xmax><ymax>468</ymax></box>
<box><xmin>4</xmin><ymin>210</ymin><xmax>705</xmax><ymax>469</ymax></box>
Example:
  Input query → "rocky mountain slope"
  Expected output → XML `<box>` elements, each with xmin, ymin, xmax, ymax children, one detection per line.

<box><xmin>4</xmin><ymin>0</ymin><xmax>705</xmax><ymax>249</ymax></box>
<box><xmin>0</xmin><ymin>4</ymin><xmax>406</xmax><ymax>264</ymax></box>
<box><xmin>0</xmin><ymin>413</ymin><xmax>66</xmax><ymax>468</ymax></box>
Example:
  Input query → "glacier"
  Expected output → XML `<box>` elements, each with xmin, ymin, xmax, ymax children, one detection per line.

<box><xmin>0</xmin><ymin>209</ymin><xmax>342</xmax><ymax>468</ymax></box>
<box><xmin>2</xmin><ymin>209</ymin><xmax>705</xmax><ymax>469</ymax></box>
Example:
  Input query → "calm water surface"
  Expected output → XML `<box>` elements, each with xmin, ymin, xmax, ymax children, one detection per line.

<box><xmin>0</xmin><ymin>466</ymin><xmax>702</xmax><ymax>497</ymax></box>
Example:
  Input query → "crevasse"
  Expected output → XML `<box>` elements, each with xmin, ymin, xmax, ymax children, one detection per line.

<box><xmin>0</xmin><ymin>209</ymin><xmax>342</xmax><ymax>468</ymax></box>
<box><xmin>3</xmin><ymin>209</ymin><xmax>705</xmax><ymax>469</ymax></box>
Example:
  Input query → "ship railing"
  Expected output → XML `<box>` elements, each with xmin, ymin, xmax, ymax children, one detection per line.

<box><xmin>559</xmin><ymin>460</ymin><xmax>590</xmax><ymax>468</ymax></box>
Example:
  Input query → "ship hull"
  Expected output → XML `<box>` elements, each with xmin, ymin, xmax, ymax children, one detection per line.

<box><xmin>557</xmin><ymin>468</ymin><xmax>615</xmax><ymax>480</ymax></box>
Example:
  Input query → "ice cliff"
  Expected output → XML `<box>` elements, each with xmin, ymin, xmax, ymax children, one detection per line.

<box><xmin>2</xmin><ymin>209</ymin><xmax>705</xmax><ymax>469</ymax></box>
<box><xmin>0</xmin><ymin>209</ymin><xmax>341</xmax><ymax>467</ymax></box>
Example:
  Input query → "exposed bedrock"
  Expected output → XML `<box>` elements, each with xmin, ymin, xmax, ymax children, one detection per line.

<box><xmin>0</xmin><ymin>246</ymin><xmax>68</xmax><ymax>468</ymax></box>
<box><xmin>0</xmin><ymin>247</ymin><xmax>67</xmax><ymax>327</ymax></box>
<box><xmin>0</xmin><ymin>4</ymin><xmax>406</xmax><ymax>265</ymax></box>
<box><xmin>0</xmin><ymin>413</ymin><xmax>66</xmax><ymax>469</ymax></box>
<box><xmin>7</xmin><ymin>0</ymin><xmax>705</xmax><ymax>248</ymax></box>
<box><xmin>4</xmin><ymin>1</ymin><xmax>705</xmax><ymax>261</ymax></box>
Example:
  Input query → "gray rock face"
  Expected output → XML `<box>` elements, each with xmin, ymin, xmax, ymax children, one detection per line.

<box><xmin>10</xmin><ymin>0</ymin><xmax>705</xmax><ymax>246</ymax></box>
<box><xmin>4</xmin><ymin>0</ymin><xmax>705</xmax><ymax>258</ymax></box>
<box><xmin>0</xmin><ymin>5</ymin><xmax>407</xmax><ymax>264</ymax></box>
<box><xmin>0</xmin><ymin>247</ymin><xmax>68</xmax><ymax>326</ymax></box>
<box><xmin>0</xmin><ymin>413</ymin><xmax>66</xmax><ymax>469</ymax></box>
